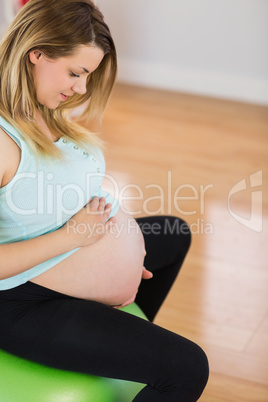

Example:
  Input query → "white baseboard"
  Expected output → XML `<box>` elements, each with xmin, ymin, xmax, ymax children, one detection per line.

<box><xmin>117</xmin><ymin>59</ymin><xmax>268</xmax><ymax>106</ymax></box>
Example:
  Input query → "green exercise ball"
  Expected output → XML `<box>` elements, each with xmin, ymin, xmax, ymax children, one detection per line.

<box><xmin>0</xmin><ymin>303</ymin><xmax>147</xmax><ymax>402</ymax></box>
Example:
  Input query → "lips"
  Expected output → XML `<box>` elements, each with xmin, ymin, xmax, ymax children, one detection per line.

<box><xmin>60</xmin><ymin>93</ymin><xmax>69</xmax><ymax>101</ymax></box>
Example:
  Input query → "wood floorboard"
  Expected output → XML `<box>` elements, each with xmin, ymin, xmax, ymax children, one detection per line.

<box><xmin>96</xmin><ymin>83</ymin><xmax>268</xmax><ymax>401</ymax></box>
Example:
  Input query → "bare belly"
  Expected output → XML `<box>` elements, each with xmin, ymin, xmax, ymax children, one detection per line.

<box><xmin>30</xmin><ymin>210</ymin><xmax>146</xmax><ymax>306</ymax></box>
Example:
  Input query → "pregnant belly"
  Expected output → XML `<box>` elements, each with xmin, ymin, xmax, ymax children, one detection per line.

<box><xmin>30</xmin><ymin>210</ymin><xmax>146</xmax><ymax>306</ymax></box>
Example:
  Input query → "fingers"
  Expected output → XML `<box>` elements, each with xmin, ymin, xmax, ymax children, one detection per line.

<box><xmin>67</xmin><ymin>196</ymin><xmax>116</xmax><ymax>247</ymax></box>
<box><xmin>85</xmin><ymin>197</ymin><xmax>112</xmax><ymax>215</ymax></box>
<box><xmin>97</xmin><ymin>196</ymin><xmax>106</xmax><ymax>211</ymax></box>
<box><xmin>86</xmin><ymin>196</ymin><xmax>102</xmax><ymax>211</ymax></box>
<box><xmin>86</xmin><ymin>197</ymin><xmax>117</xmax><ymax>229</ymax></box>
<box><xmin>103</xmin><ymin>202</ymin><xmax>112</xmax><ymax>220</ymax></box>
<box><xmin>142</xmin><ymin>267</ymin><xmax>153</xmax><ymax>280</ymax></box>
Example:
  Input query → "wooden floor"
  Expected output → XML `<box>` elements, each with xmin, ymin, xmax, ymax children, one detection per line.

<box><xmin>99</xmin><ymin>83</ymin><xmax>268</xmax><ymax>401</ymax></box>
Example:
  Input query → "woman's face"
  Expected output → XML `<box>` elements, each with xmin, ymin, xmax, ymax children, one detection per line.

<box><xmin>29</xmin><ymin>45</ymin><xmax>104</xmax><ymax>109</ymax></box>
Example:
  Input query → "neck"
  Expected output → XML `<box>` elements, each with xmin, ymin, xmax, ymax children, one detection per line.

<box><xmin>35</xmin><ymin>109</ymin><xmax>59</xmax><ymax>143</ymax></box>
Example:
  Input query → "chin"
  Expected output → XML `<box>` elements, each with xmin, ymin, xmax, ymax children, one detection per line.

<box><xmin>36</xmin><ymin>94</ymin><xmax>60</xmax><ymax>109</ymax></box>
<box><xmin>39</xmin><ymin>101</ymin><xmax>60</xmax><ymax>110</ymax></box>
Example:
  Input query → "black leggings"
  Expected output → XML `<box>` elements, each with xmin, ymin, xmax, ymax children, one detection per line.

<box><xmin>0</xmin><ymin>216</ymin><xmax>209</xmax><ymax>401</ymax></box>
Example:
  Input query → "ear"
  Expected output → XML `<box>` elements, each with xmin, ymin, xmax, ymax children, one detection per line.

<box><xmin>29</xmin><ymin>50</ymin><xmax>42</xmax><ymax>65</ymax></box>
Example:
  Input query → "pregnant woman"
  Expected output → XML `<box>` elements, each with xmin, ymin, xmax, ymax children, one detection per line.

<box><xmin>0</xmin><ymin>1</ymin><xmax>209</xmax><ymax>400</ymax></box>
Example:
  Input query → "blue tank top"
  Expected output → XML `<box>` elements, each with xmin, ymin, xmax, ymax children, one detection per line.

<box><xmin>0</xmin><ymin>116</ymin><xmax>119</xmax><ymax>290</ymax></box>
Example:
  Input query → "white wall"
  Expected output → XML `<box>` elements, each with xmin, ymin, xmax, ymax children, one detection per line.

<box><xmin>1</xmin><ymin>0</ymin><xmax>267</xmax><ymax>105</ymax></box>
<box><xmin>0</xmin><ymin>0</ymin><xmax>18</xmax><ymax>36</ymax></box>
<box><xmin>97</xmin><ymin>0</ymin><xmax>268</xmax><ymax>105</ymax></box>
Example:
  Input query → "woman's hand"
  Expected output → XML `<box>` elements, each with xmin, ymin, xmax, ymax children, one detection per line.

<box><xmin>141</xmin><ymin>267</ymin><xmax>153</xmax><ymax>280</ymax></box>
<box><xmin>61</xmin><ymin>196</ymin><xmax>116</xmax><ymax>248</ymax></box>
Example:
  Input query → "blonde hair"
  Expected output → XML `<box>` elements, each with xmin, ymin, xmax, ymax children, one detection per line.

<box><xmin>0</xmin><ymin>0</ymin><xmax>117</xmax><ymax>160</ymax></box>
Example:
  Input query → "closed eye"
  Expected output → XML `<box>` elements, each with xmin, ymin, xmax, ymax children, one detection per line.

<box><xmin>70</xmin><ymin>72</ymin><xmax>80</xmax><ymax>78</ymax></box>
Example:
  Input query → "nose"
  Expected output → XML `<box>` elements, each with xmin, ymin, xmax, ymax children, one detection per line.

<box><xmin>71</xmin><ymin>77</ymin><xmax>87</xmax><ymax>95</ymax></box>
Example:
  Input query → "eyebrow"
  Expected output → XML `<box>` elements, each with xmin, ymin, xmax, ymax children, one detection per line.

<box><xmin>79</xmin><ymin>67</ymin><xmax>90</xmax><ymax>74</ymax></box>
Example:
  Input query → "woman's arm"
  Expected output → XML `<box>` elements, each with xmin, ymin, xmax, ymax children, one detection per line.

<box><xmin>0</xmin><ymin>197</ymin><xmax>116</xmax><ymax>280</ymax></box>
<box><xmin>0</xmin><ymin>228</ymin><xmax>75</xmax><ymax>280</ymax></box>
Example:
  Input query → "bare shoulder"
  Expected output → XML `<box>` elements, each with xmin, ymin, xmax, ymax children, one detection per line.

<box><xmin>0</xmin><ymin>126</ymin><xmax>9</xmax><ymax>176</ymax></box>
<box><xmin>0</xmin><ymin>126</ymin><xmax>21</xmax><ymax>188</ymax></box>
